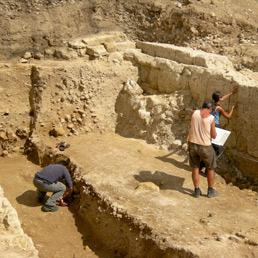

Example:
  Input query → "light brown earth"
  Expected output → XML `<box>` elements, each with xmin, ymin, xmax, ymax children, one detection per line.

<box><xmin>0</xmin><ymin>0</ymin><xmax>258</xmax><ymax>257</ymax></box>
<box><xmin>0</xmin><ymin>155</ymin><xmax>105</xmax><ymax>258</ymax></box>
<box><xmin>39</xmin><ymin>132</ymin><xmax>258</xmax><ymax>258</ymax></box>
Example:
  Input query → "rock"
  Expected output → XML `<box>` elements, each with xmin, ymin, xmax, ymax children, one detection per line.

<box><xmin>190</xmin><ymin>26</ymin><xmax>199</xmax><ymax>35</ymax></box>
<box><xmin>67</xmin><ymin>123</ymin><xmax>74</xmax><ymax>129</ymax></box>
<box><xmin>171</xmin><ymin>139</ymin><xmax>182</xmax><ymax>148</ymax></box>
<box><xmin>2</xmin><ymin>150</ymin><xmax>9</xmax><ymax>157</ymax></box>
<box><xmin>135</xmin><ymin>182</ymin><xmax>160</xmax><ymax>192</ymax></box>
<box><xmin>54</xmin><ymin>48</ymin><xmax>78</xmax><ymax>60</ymax></box>
<box><xmin>0</xmin><ymin>186</ymin><xmax>39</xmax><ymax>257</ymax></box>
<box><xmin>182</xmin><ymin>143</ymin><xmax>188</xmax><ymax>151</ymax></box>
<box><xmin>175</xmin><ymin>2</ymin><xmax>182</xmax><ymax>8</ymax></box>
<box><xmin>34</xmin><ymin>52</ymin><xmax>44</xmax><ymax>60</ymax></box>
<box><xmin>19</xmin><ymin>58</ymin><xmax>28</xmax><ymax>63</ymax></box>
<box><xmin>0</xmin><ymin>131</ymin><xmax>7</xmax><ymax>140</ymax></box>
<box><xmin>86</xmin><ymin>45</ymin><xmax>108</xmax><ymax>58</ymax></box>
<box><xmin>6</xmin><ymin>130</ymin><xmax>17</xmax><ymax>141</ymax></box>
<box><xmin>68</xmin><ymin>39</ymin><xmax>86</xmax><ymax>49</ymax></box>
<box><xmin>77</xmin><ymin>48</ymin><xmax>87</xmax><ymax>57</ymax></box>
<box><xmin>49</xmin><ymin>127</ymin><xmax>65</xmax><ymax>137</ymax></box>
<box><xmin>64</xmin><ymin>114</ymin><xmax>71</xmax><ymax>122</ymax></box>
<box><xmin>103</xmin><ymin>42</ymin><xmax>117</xmax><ymax>53</ymax></box>
<box><xmin>123</xmin><ymin>80</ymin><xmax>143</xmax><ymax>96</ymax></box>
<box><xmin>82</xmin><ymin>32</ymin><xmax>126</xmax><ymax>46</ymax></box>
<box><xmin>44</xmin><ymin>48</ymin><xmax>55</xmax><ymax>57</ymax></box>
<box><xmin>228</xmin><ymin>235</ymin><xmax>240</xmax><ymax>243</ymax></box>
<box><xmin>23</xmin><ymin>52</ymin><xmax>32</xmax><ymax>59</ymax></box>
<box><xmin>138</xmin><ymin>109</ymin><xmax>151</xmax><ymax>124</ymax></box>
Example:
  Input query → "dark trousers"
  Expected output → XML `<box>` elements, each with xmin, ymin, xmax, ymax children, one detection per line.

<box><xmin>200</xmin><ymin>144</ymin><xmax>223</xmax><ymax>171</ymax></box>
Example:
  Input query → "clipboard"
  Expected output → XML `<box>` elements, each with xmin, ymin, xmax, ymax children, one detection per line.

<box><xmin>211</xmin><ymin>127</ymin><xmax>231</xmax><ymax>146</ymax></box>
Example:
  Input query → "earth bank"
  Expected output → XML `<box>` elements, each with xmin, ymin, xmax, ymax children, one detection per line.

<box><xmin>0</xmin><ymin>0</ymin><xmax>258</xmax><ymax>257</ymax></box>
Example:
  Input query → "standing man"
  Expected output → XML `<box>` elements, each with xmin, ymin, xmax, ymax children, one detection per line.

<box><xmin>33</xmin><ymin>163</ymin><xmax>73</xmax><ymax>212</ymax></box>
<box><xmin>188</xmin><ymin>100</ymin><xmax>217</xmax><ymax>198</ymax></box>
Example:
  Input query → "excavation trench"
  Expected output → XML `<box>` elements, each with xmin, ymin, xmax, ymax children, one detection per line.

<box><xmin>2</xmin><ymin>154</ymin><xmax>189</xmax><ymax>258</ymax></box>
<box><xmin>19</xmin><ymin>132</ymin><xmax>258</xmax><ymax>258</ymax></box>
<box><xmin>0</xmin><ymin>35</ymin><xmax>258</xmax><ymax>258</ymax></box>
<box><xmin>21</xmin><ymin>134</ymin><xmax>198</xmax><ymax>258</ymax></box>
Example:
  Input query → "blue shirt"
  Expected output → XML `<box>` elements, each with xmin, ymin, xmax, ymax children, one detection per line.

<box><xmin>211</xmin><ymin>110</ymin><xmax>221</xmax><ymax>128</ymax></box>
<box><xmin>36</xmin><ymin>164</ymin><xmax>73</xmax><ymax>188</ymax></box>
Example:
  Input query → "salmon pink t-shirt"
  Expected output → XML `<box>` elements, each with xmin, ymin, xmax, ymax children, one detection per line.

<box><xmin>188</xmin><ymin>110</ymin><xmax>214</xmax><ymax>146</ymax></box>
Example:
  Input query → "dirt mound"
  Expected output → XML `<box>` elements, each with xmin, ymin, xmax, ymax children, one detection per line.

<box><xmin>0</xmin><ymin>1</ymin><xmax>257</xmax><ymax>257</ymax></box>
<box><xmin>0</xmin><ymin>0</ymin><xmax>257</xmax><ymax>70</ymax></box>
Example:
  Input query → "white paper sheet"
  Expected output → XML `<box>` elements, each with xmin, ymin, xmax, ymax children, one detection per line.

<box><xmin>211</xmin><ymin>127</ymin><xmax>231</xmax><ymax>146</ymax></box>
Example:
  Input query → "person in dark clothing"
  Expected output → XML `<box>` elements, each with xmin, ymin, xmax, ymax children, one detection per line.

<box><xmin>33</xmin><ymin>164</ymin><xmax>73</xmax><ymax>212</ymax></box>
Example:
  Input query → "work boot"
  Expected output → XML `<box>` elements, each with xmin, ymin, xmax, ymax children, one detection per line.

<box><xmin>193</xmin><ymin>187</ymin><xmax>202</xmax><ymax>198</ymax></box>
<box><xmin>207</xmin><ymin>187</ymin><xmax>218</xmax><ymax>198</ymax></box>
<box><xmin>41</xmin><ymin>205</ymin><xmax>58</xmax><ymax>212</ymax></box>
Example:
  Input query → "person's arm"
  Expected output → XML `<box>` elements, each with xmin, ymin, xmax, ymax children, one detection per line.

<box><xmin>59</xmin><ymin>187</ymin><xmax>73</xmax><ymax>206</ymax></box>
<box><xmin>210</xmin><ymin>119</ymin><xmax>217</xmax><ymax>139</ymax></box>
<box><xmin>63</xmin><ymin>167</ymin><xmax>73</xmax><ymax>189</ymax></box>
<box><xmin>220</xmin><ymin>86</ymin><xmax>238</xmax><ymax>101</ymax></box>
<box><xmin>217</xmin><ymin>105</ymin><xmax>235</xmax><ymax>119</ymax></box>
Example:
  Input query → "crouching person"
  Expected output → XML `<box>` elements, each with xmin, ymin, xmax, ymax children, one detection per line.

<box><xmin>33</xmin><ymin>163</ymin><xmax>73</xmax><ymax>212</ymax></box>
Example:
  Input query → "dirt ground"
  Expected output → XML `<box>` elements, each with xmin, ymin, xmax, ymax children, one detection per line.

<box><xmin>0</xmin><ymin>0</ymin><xmax>257</xmax><ymax>71</ymax></box>
<box><xmin>43</xmin><ymin>132</ymin><xmax>258</xmax><ymax>258</ymax></box>
<box><xmin>0</xmin><ymin>0</ymin><xmax>257</xmax><ymax>257</ymax></box>
<box><xmin>0</xmin><ymin>131</ymin><xmax>258</xmax><ymax>257</ymax></box>
<box><xmin>0</xmin><ymin>155</ymin><xmax>104</xmax><ymax>258</ymax></box>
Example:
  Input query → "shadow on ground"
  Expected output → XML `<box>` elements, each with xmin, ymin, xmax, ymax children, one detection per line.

<box><xmin>69</xmin><ymin>201</ymin><xmax>113</xmax><ymax>258</ymax></box>
<box><xmin>155</xmin><ymin>151</ymin><xmax>191</xmax><ymax>171</ymax></box>
<box><xmin>134</xmin><ymin>170</ymin><xmax>193</xmax><ymax>196</ymax></box>
<box><xmin>16</xmin><ymin>190</ymin><xmax>41</xmax><ymax>207</ymax></box>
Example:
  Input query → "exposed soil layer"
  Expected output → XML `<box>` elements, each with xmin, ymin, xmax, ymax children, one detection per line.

<box><xmin>0</xmin><ymin>155</ymin><xmax>106</xmax><ymax>258</ymax></box>
<box><xmin>0</xmin><ymin>0</ymin><xmax>257</xmax><ymax>71</ymax></box>
<box><xmin>39</xmin><ymin>132</ymin><xmax>258</xmax><ymax>258</ymax></box>
<box><xmin>0</xmin><ymin>0</ymin><xmax>257</xmax><ymax>256</ymax></box>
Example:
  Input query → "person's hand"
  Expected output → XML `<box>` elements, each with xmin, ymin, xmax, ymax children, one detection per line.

<box><xmin>58</xmin><ymin>198</ymin><xmax>68</xmax><ymax>207</ymax></box>
<box><xmin>63</xmin><ymin>187</ymin><xmax>73</xmax><ymax>200</ymax></box>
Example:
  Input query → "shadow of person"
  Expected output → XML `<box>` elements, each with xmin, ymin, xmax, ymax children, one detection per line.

<box><xmin>134</xmin><ymin>170</ymin><xmax>193</xmax><ymax>196</ymax></box>
<box><xmin>16</xmin><ymin>190</ymin><xmax>41</xmax><ymax>207</ymax></box>
<box><xmin>156</xmin><ymin>151</ymin><xmax>190</xmax><ymax>171</ymax></box>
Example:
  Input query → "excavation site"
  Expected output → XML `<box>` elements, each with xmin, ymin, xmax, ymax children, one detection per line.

<box><xmin>0</xmin><ymin>1</ymin><xmax>257</xmax><ymax>258</ymax></box>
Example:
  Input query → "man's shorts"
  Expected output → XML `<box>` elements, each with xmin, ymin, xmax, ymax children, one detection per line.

<box><xmin>188</xmin><ymin>142</ymin><xmax>217</xmax><ymax>170</ymax></box>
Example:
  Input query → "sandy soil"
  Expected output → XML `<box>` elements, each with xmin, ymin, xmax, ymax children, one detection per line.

<box><xmin>45</xmin><ymin>132</ymin><xmax>258</xmax><ymax>258</ymax></box>
<box><xmin>0</xmin><ymin>132</ymin><xmax>258</xmax><ymax>257</ymax></box>
<box><xmin>0</xmin><ymin>155</ymin><xmax>101</xmax><ymax>258</ymax></box>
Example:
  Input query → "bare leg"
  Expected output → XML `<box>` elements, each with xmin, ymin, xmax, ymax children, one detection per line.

<box><xmin>207</xmin><ymin>169</ymin><xmax>215</xmax><ymax>188</ymax></box>
<box><xmin>192</xmin><ymin>167</ymin><xmax>200</xmax><ymax>188</ymax></box>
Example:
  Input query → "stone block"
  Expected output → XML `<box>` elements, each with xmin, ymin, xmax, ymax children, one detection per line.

<box><xmin>82</xmin><ymin>31</ymin><xmax>126</xmax><ymax>46</ymax></box>
<box><xmin>86</xmin><ymin>45</ymin><xmax>108</xmax><ymax>58</ymax></box>
<box><xmin>103</xmin><ymin>42</ymin><xmax>117</xmax><ymax>53</ymax></box>
<box><xmin>115</xmin><ymin>41</ymin><xmax>136</xmax><ymax>51</ymax></box>
<box><xmin>68</xmin><ymin>39</ymin><xmax>86</xmax><ymax>49</ymax></box>
<box><xmin>53</xmin><ymin>47</ymin><xmax>78</xmax><ymax>60</ymax></box>
<box><xmin>136</xmin><ymin>41</ymin><xmax>234</xmax><ymax>70</ymax></box>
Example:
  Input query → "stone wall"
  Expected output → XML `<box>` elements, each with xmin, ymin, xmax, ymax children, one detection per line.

<box><xmin>123</xmin><ymin>41</ymin><xmax>258</xmax><ymax>181</ymax></box>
